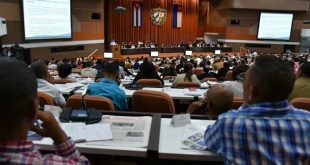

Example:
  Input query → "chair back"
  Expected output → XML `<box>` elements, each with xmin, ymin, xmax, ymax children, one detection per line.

<box><xmin>132</xmin><ymin>90</ymin><xmax>175</xmax><ymax>113</ymax></box>
<box><xmin>174</xmin><ymin>82</ymin><xmax>200</xmax><ymax>88</ymax></box>
<box><xmin>66</xmin><ymin>95</ymin><xmax>115</xmax><ymax>111</ymax></box>
<box><xmin>37</xmin><ymin>92</ymin><xmax>54</xmax><ymax>108</ymax></box>
<box><xmin>290</xmin><ymin>98</ymin><xmax>310</xmax><ymax>111</ymax></box>
<box><xmin>137</xmin><ymin>79</ymin><xmax>162</xmax><ymax>87</ymax></box>
<box><xmin>225</xmin><ymin>71</ymin><xmax>233</xmax><ymax>81</ymax></box>
<box><xmin>230</xmin><ymin>97</ymin><xmax>244</xmax><ymax>109</ymax></box>
<box><xmin>52</xmin><ymin>79</ymin><xmax>75</xmax><ymax>84</ymax></box>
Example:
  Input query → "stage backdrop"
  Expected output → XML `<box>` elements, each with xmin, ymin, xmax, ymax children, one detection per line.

<box><xmin>108</xmin><ymin>0</ymin><xmax>198</xmax><ymax>46</ymax></box>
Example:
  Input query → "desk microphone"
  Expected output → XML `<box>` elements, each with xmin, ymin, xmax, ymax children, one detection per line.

<box><xmin>59</xmin><ymin>89</ymin><xmax>102</xmax><ymax>124</ymax></box>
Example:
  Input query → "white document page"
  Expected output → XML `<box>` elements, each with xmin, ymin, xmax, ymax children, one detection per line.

<box><xmin>61</xmin><ymin>123</ymin><xmax>113</xmax><ymax>142</ymax></box>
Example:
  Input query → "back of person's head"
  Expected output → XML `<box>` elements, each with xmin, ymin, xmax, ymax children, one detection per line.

<box><xmin>96</xmin><ymin>59</ymin><xmax>102</xmax><ymax>65</ymax></box>
<box><xmin>203</xmin><ymin>66</ymin><xmax>210</xmax><ymax>73</ymax></box>
<box><xmin>84</xmin><ymin>61</ymin><xmax>92</xmax><ymax>68</ymax></box>
<box><xmin>102</xmin><ymin>62</ymin><xmax>119</xmax><ymax>80</ymax></box>
<box><xmin>0</xmin><ymin>59</ymin><xmax>37</xmax><ymax>128</ymax></box>
<box><xmin>206</xmin><ymin>84</ymin><xmax>233</xmax><ymax>116</ymax></box>
<box><xmin>244</xmin><ymin>55</ymin><xmax>295</xmax><ymax>103</ymax></box>
<box><xmin>223</xmin><ymin>62</ymin><xmax>230</xmax><ymax>68</ymax></box>
<box><xmin>232</xmin><ymin>64</ymin><xmax>249</xmax><ymax>81</ymax></box>
<box><xmin>301</xmin><ymin>62</ymin><xmax>310</xmax><ymax>77</ymax></box>
<box><xmin>113</xmin><ymin>60</ymin><xmax>120</xmax><ymax>66</ymax></box>
<box><xmin>184</xmin><ymin>63</ymin><xmax>193</xmax><ymax>82</ymax></box>
<box><xmin>58</xmin><ymin>63</ymin><xmax>72</xmax><ymax>78</ymax></box>
<box><xmin>168</xmin><ymin>64</ymin><xmax>176</xmax><ymax>75</ymax></box>
<box><xmin>30</xmin><ymin>60</ymin><xmax>48</xmax><ymax>79</ymax></box>
<box><xmin>141</xmin><ymin>62</ymin><xmax>156</xmax><ymax>76</ymax></box>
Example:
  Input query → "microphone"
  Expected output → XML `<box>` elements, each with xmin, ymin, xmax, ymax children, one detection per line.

<box><xmin>59</xmin><ymin>88</ymin><xmax>102</xmax><ymax>124</ymax></box>
<box><xmin>81</xmin><ymin>89</ymin><xmax>91</xmax><ymax>110</ymax></box>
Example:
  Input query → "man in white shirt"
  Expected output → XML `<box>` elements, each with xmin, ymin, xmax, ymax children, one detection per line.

<box><xmin>30</xmin><ymin>61</ymin><xmax>66</xmax><ymax>107</ymax></box>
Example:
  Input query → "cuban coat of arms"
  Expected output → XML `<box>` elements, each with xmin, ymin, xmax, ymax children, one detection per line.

<box><xmin>150</xmin><ymin>8</ymin><xmax>167</xmax><ymax>26</ymax></box>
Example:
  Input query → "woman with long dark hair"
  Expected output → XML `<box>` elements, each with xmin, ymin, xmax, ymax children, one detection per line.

<box><xmin>173</xmin><ymin>63</ymin><xmax>200</xmax><ymax>85</ymax></box>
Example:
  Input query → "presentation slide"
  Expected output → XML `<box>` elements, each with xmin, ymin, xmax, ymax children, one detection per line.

<box><xmin>257</xmin><ymin>12</ymin><xmax>293</xmax><ymax>41</ymax></box>
<box><xmin>22</xmin><ymin>0</ymin><xmax>72</xmax><ymax>40</ymax></box>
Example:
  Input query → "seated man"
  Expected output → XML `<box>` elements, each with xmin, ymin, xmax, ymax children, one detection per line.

<box><xmin>204</xmin><ymin>55</ymin><xmax>310</xmax><ymax>164</ymax></box>
<box><xmin>87</xmin><ymin>63</ymin><xmax>128</xmax><ymax>111</ymax></box>
<box><xmin>30</xmin><ymin>60</ymin><xmax>66</xmax><ymax>107</ymax></box>
<box><xmin>187</xmin><ymin>84</ymin><xmax>233</xmax><ymax>118</ymax></box>
<box><xmin>0</xmin><ymin>58</ymin><xmax>89</xmax><ymax>164</ymax></box>
<box><xmin>289</xmin><ymin>62</ymin><xmax>310</xmax><ymax>100</ymax></box>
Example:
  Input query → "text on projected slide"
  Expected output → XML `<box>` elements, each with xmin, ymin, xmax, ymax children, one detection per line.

<box><xmin>23</xmin><ymin>0</ymin><xmax>72</xmax><ymax>40</ymax></box>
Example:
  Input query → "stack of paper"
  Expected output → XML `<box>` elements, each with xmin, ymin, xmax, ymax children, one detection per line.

<box><xmin>61</xmin><ymin>123</ymin><xmax>113</xmax><ymax>142</ymax></box>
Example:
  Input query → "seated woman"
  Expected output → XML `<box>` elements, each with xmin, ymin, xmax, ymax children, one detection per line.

<box><xmin>133</xmin><ymin>61</ymin><xmax>164</xmax><ymax>85</ymax></box>
<box><xmin>173</xmin><ymin>63</ymin><xmax>201</xmax><ymax>86</ymax></box>
<box><xmin>56</xmin><ymin>63</ymin><xmax>77</xmax><ymax>82</ymax></box>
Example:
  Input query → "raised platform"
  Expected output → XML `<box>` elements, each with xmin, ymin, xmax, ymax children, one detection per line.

<box><xmin>121</xmin><ymin>48</ymin><xmax>158</xmax><ymax>55</ymax></box>
<box><xmin>122</xmin><ymin>47</ymin><xmax>233</xmax><ymax>55</ymax></box>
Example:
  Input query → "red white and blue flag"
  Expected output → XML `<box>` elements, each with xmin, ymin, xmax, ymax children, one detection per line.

<box><xmin>132</xmin><ymin>1</ymin><xmax>143</xmax><ymax>27</ymax></box>
<box><xmin>173</xmin><ymin>4</ymin><xmax>182</xmax><ymax>28</ymax></box>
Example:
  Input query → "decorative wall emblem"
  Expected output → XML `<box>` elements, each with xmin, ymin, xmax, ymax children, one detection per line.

<box><xmin>150</xmin><ymin>8</ymin><xmax>167</xmax><ymax>26</ymax></box>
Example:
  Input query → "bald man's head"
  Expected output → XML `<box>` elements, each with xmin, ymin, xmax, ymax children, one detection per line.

<box><xmin>206</xmin><ymin>84</ymin><xmax>233</xmax><ymax>116</ymax></box>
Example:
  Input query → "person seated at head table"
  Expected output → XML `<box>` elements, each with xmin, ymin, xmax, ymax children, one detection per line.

<box><xmin>133</xmin><ymin>61</ymin><xmax>164</xmax><ymax>85</ymax></box>
<box><xmin>187</xmin><ymin>84</ymin><xmax>233</xmax><ymax>119</ymax></box>
<box><xmin>0</xmin><ymin>58</ymin><xmax>89</xmax><ymax>164</ymax></box>
<box><xmin>30</xmin><ymin>61</ymin><xmax>66</xmax><ymax>107</ymax></box>
<box><xmin>56</xmin><ymin>63</ymin><xmax>77</xmax><ymax>82</ymax></box>
<box><xmin>173</xmin><ymin>63</ymin><xmax>201</xmax><ymax>86</ymax></box>
<box><xmin>81</xmin><ymin>61</ymin><xmax>97</xmax><ymax>78</ymax></box>
<box><xmin>87</xmin><ymin>62</ymin><xmax>128</xmax><ymax>111</ymax></box>
<box><xmin>222</xmin><ymin>64</ymin><xmax>249</xmax><ymax>97</ymax></box>
<box><xmin>289</xmin><ymin>61</ymin><xmax>310</xmax><ymax>100</ymax></box>
<box><xmin>204</xmin><ymin>55</ymin><xmax>310</xmax><ymax>164</ymax></box>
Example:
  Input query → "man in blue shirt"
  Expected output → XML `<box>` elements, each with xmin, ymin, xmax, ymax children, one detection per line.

<box><xmin>87</xmin><ymin>62</ymin><xmax>128</xmax><ymax>111</ymax></box>
<box><xmin>204</xmin><ymin>55</ymin><xmax>310</xmax><ymax>165</ymax></box>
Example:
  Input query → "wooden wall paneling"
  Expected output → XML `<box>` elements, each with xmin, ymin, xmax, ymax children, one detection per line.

<box><xmin>108</xmin><ymin>0</ymin><xmax>198</xmax><ymax>46</ymax></box>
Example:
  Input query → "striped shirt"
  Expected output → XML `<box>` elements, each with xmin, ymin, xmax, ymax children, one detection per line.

<box><xmin>204</xmin><ymin>100</ymin><xmax>310</xmax><ymax>165</ymax></box>
<box><xmin>0</xmin><ymin>138</ymin><xmax>89</xmax><ymax>164</ymax></box>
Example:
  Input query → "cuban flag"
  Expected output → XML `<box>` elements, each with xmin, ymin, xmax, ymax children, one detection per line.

<box><xmin>173</xmin><ymin>4</ymin><xmax>182</xmax><ymax>28</ymax></box>
<box><xmin>132</xmin><ymin>1</ymin><xmax>143</xmax><ymax>27</ymax></box>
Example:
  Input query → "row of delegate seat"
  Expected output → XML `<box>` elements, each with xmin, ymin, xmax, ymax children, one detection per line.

<box><xmin>37</xmin><ymin>91</ymin><xmax>310</xmax><ymax>113</ymax></box>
